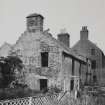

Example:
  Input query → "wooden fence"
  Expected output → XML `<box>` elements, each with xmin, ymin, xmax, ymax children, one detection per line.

<box><xmin>0</xmin><ymin>92</ymin><xmax>68</xmax><ymax>105</ymax></box>
<box><xmin>1</xmin><ymin>91</ymin><xmax>104</xmax><ymax>105</ymax></box>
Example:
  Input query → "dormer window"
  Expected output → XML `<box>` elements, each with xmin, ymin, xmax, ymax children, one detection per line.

<box><xmin>91</xmin><ymin>48</ymin><xmax>95</xmax><ymax>55</ymax></box>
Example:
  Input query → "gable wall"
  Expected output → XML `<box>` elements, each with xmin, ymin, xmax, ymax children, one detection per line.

<box><xmin>12</xmin><ymin>31</ymin><xmax>65</xmax><ymax>90</ymax></box>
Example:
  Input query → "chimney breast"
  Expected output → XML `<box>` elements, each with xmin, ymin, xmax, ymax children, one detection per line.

<box><xmin>80</xmin><ymin>26</ymin><xmax>89</xmax><ymax>40</ymax></box>
<box><xmin>26</xmin><ymin>13</ymin><xmax>44</xmax><ymax>32</ymax></box>
<box><xmin>57</xmin><ymin>31</ymin><xmax>70</xmax><ymax>47</ymax></box>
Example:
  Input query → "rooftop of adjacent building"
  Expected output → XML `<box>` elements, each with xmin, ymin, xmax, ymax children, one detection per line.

<box><xmin>0</xmin><ymin>13</ymin><xmax>101</xmax><ymax>64</ymax></box>
<box><xmin>72</xmin><ymin>26</ymin><xmax>104</xmax><ymax>53</ymax></box>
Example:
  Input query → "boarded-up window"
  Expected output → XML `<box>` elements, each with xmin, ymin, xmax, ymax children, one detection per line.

<box><xmin>74</xmin><ymin>61</ymin><xmax>80</xmax><ymax>76</ymax></box>
<box><xmin>64</xmin><ymin>57</ymin><xmax>72</xmax><ymax>75</ymax></box>
<box><xmin>70</xmin><ymin>79</ymin><xmax>74</xmax><ymax>91</ymax></box>
<box><xmin>41</xmin><ymin>52</ymin><xmax>48</xmax><ymax>67</ymax></box>
<box><xmin>81</xmin><ymin>64</ymin><xmax>87</xmax><ymax>84</ymax></box>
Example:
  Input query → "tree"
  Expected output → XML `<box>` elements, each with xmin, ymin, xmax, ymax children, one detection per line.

<box><xmin>0</xmin><ymin>56</ymin><xmax>23</xmax><ymax>88</ymax></box>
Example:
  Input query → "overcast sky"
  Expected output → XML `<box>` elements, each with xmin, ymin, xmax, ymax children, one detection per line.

<box><xmin>0</xmin><ymin>0</ymin><xmax>105</xmax><ymax>53</ymax></box>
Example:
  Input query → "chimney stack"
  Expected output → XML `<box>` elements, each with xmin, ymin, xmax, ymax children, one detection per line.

<box><xmin>57</xmin><ymin>30</ymin><xmax>70</xmax><ymax>47</ymax></box>
<box><xmin>80</xmin><ymin>26</ymin><xmax>89</xmax><ymax>40</ymax></box>
<box><xmin>26</xmin><ymin>13</ymin><xmax>44</xmax><ymax>32</ymax></box>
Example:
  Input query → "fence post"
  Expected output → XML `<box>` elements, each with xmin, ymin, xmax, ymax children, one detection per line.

<box><xmin>29</xmin><ymin>97</ymin><xmax>32</xmax><ymax>105</ymax></box>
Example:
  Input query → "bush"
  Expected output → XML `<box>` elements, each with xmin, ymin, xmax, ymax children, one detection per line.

<box><xmin>48</xmin><ymin>86</ymin><xmax>61</xmax><ymax>94</ymax></box>
<box><xmin>0</xmin><ymin>87</ymin><xmax>31</xmax><ymax>100</ymax></box>
<box><xmin>0</xmin><ymin>86</ymin><xmax>44</xmax><ymax>100</ymax></box>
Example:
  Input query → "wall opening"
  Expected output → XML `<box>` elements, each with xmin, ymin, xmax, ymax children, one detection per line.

<box><xmin>91</xmin><ymin>48</ymin><xmax>95</xmax><ymax>55</ymax></box>
<box><xmin>72</xmin><ymin>59</ymin><xmax>74</xmax><ymax>75</ymax></box>
<box><xmin>40</xmin><ymin>79</ymin><xmax>48</xmax><ymax>92</ymax></box>
<box><xmin>91</xmin><ymin>60</ymin><xmax>96</xmax><ymax>69</ymax></box>
<box><xmin>70</xmin><ymin>79</ymin><xmax>74</xmax><ymax>91</ymax></box>
<box><xmin>41</xmin><ymin>52</ymin><xmax>48</xmax><ymax>67</ymax></box>
<box><xmin>93</xmin><ymin>75</ymin><xmax>97</xmax><ymax>83</ymax></box>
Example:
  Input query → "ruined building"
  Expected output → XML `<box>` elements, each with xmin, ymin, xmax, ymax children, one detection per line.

<box><xmin>0</xmin><ymin>13</ymin><xmax>90</xmax><ymax>93</ymax></box>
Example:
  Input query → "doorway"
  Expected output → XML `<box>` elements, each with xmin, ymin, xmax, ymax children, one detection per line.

<box><xmin>70</xmin><ymin>79</ymin><xmax>74</xmax><ymax>91</ymax></box>
<box><xmin>40</xmin><ymin>79</ymin><xmax>48</xmax><ymax>91</ymax></box>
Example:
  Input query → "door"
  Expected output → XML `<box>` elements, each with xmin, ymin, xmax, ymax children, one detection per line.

<box><xmin>40</xmin><ymin>79</ymin><xmax>48</xmax><ymax>91</ymax></box>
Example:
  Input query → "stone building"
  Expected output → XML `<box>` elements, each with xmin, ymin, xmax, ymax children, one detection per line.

<box><xmin>0</xmin><ymin>13</ymin><xmax>89</xmax><ymax>92</ymax></box>
<box><xmin>71</xmin><ymin>26</ymin><xmax>105</xmax><ymax>86</ymax></box>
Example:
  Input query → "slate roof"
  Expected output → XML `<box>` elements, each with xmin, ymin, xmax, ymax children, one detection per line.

<box><xmin>72</xmin><ymin>39</ymin><xmax>104</xmax><ymax>56</ymax></box>
<box><xmin>43</xmin><ymin>30</ymin><xmax>87</xmax><ymax>63</ymax></box>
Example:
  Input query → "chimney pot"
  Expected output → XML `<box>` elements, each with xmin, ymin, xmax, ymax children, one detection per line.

<box><xmin>80</xmin><ymin>26</ymin><xmax>89</xmax><ymax>40</ymax></box>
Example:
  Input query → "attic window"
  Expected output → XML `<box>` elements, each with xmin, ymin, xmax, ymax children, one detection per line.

<box><xmin>91</xmin><ymin>48</ymin><xmax>95</xmax><ymax>55</ymax></box>
<box><xmin>41</xmin><ymin>52</ymin><xmax>48</xmax><ymax>67</ymax></box>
